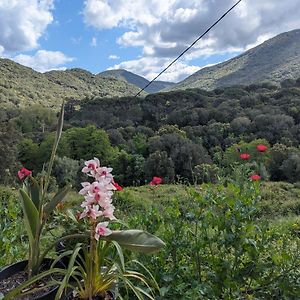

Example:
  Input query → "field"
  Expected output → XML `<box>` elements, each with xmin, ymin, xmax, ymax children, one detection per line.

<box><xmin>1</xmin><ymin>179</ymin><xmax>300</xmax><ymax>299</ymax></box>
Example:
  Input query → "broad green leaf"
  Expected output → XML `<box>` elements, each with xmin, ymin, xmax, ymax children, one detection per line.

<box><xmin>44</xmin><ymin>184</ymin><xmax>71</xmax><ymax>218</ymax></box>
<box><xmin>29</xmin><ymin>177</ymin><xmax>41</xmax><ymax>211</ymax></box>
<box><xmin>20</xmin><ymin>189</ymin><xmax>39</xmax><ymax>241</ymax></box>
<box><xmin>104</xmin><ymin>230</ymin><xmax>165</xmax><ymax>253</ymax></box>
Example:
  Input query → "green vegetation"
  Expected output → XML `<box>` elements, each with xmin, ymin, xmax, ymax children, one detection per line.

<box><xmin>0</xmin><ymin>59</ymin><xmax>144</xmax><ymax>109</ymax></box>
<box><xmin>1</xmin><ymin>179</ymin><xmax>300</xmax><ymax>298</ymax></box>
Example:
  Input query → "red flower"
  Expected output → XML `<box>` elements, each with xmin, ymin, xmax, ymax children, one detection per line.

<box><xmin>113</xmin><ymin>181</ymin><xmax>123</xmax><ymax>191</ymax></box>
<box><xmin>250</xmin><ymin>174</ymin><xmax>261</xmax><ymax>181</ymax></box>
<box><xmin>256</xmin><ymin>144</ymin><xmax>268</xmax><ymax>152</ymax></box>
<box><xmin>17</xmin><ymin>168</ymin><xmax>32</xmax><ymax>180</ymax></box>
<box><xmin>150</xmin><ymin>176</ymin><xmax>163</xmax><ymax>186</ymax></box>
<box><xmin>240</xmin><ymin>153</ymin><xmax>250</xmax><ymax>160</ymax></box>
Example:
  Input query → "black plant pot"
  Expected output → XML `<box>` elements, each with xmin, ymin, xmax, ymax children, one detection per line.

<box><xmin>61</xmin><ymin>290</ymin><xmax>116</xmax><ymax>300</ymax></box>
<box><xmin>0</xmin><ymin>258</ymin><xmax>63</xmax><ymax>300</ymax></box>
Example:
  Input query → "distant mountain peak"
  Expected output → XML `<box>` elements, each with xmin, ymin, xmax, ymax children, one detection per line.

<box><xmin>99</xmin><ymin>69</ymin><xmax>175</xmax><ymax>93</ymax></box>
<box><xmin>168</xmin><ymin>29</ymin><xmax>300</xmax><ymax>91</ymax></box>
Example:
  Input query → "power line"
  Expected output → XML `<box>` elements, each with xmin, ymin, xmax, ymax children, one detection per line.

<box><xmin>134</xmin><ymin>0</ymin><xmax>243</xmax><ymax>97</ymax></box>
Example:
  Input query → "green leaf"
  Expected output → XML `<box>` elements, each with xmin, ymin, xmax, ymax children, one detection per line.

<box><xmin>20</xmin><ymin>189</ymin><xmax>39</xmax><ymax>241</ymax></box>
<box><xmin>104</xmin><ymin>230</ymin><xmax>165</xmax><ymax>253</ymax></box>
<box><xmin>44</xmin><ymin>101</ymin><xmax>65</xmax><ymax>196</ymax></box>
<box><xmin>44</xmin><ymin>184</ymin><xmax>71</xmax><ymax>218</ymax></box>
<box><xmin>4</xmin><ymin>268</ymin><xmax>64</xmax><ymax>299</ymax></box>
<box><xmin>29</xmin><ymin>177</ymin><xmax>41</xmax><ymax>211</ymax></box>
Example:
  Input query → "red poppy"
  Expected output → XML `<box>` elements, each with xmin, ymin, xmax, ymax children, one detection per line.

<box><xmin>17</xmin><ymin>167</ymin><xmax>32</xmax><ymax>180</ymax></box>
<box><xmin>250</xmin><ymin>174</ymin><xmax>261</xmax><ymax>181</ymax></box>
<box><xmin>256</xmin><ymin>144</ymin><xmax>268</xmax><ymax>152</ymax></box>
<box><xmin>150</xmin><ymin>176</ymin><xmax>163</xmax><ymax>186</ymax></box>
<box><xmin>240</xmin><ymin>153</ymin><xmax>250</xmax><ymax>160</ymax></box>
<box><xmin>113</xmin><ymin>181</ymin><xmax>123</xmax><ymax>191</ymax></box>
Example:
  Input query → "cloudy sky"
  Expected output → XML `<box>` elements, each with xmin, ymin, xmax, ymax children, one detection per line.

<box><xmin>0</xmin><ymin>0</ymin><xmax>300</xmax><ymax>82</ymax></box>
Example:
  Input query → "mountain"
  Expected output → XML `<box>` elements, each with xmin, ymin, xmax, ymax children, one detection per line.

<box><xmin>168</xmin><ymin>29</ymin><xmax>300</xmax><ymax>91</ymax></box>
<box><xmin>0</xmin><ymin>59</ymin><xmax>143</xmax><ymax>109</ymax></box>
<box><xmin>99</xmin><ymin>69</ymin><xmax>175</xmax><ymax>93</ymax></box>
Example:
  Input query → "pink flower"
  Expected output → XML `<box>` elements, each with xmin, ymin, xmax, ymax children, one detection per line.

<box><xmin>102</xmin><ymin>204</ymin><xmax>116</xmax><ymax>220</ymax></box>
<box><xmin>17</xmin><ymin>168</ymin><xmax>32</xmax><ymax>180</ymax></box>
<box><xmin>82</xmin><ymin>158</ymin><xmax>100</xmax><ymax>176</ymax></box>
<box><xmin>79</xmin><ymin>182</ymin><xmax>92</xmax><ymax>195</ymax></box>
<box><xmin>250</xmin><ymin>174</ymin><xmax>261</xmax><ymax>181</ymax></box>
<box><xmin>150</xmin><ymin>176</ymin><xmax>163</xmax><ymax>186</ymax></box>
<box><xmin>240</xmin><ymin>153</ymin><xmax>250</xmax><ymax>160</ymax></box>
<box><xmin>256</xmin><ymin>144</ymin><xmax>268</xmax><ymax>152</ymax></box>
<box><xmin>95</xmin><ymin>222</ymin><xmax>112</xmax><ymax>240</ymax></box>
<box><xmin>95</xmin><ymin>167</ymin><xmax>113</xmax><ymax>181</ymax></box>
<box><xmin>80</xmin><ymin>205</ymin><xmax>103</xmax><ymax>220</ymax></box>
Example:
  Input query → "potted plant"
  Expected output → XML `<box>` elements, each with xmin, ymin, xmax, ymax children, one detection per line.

<box><xmin>55</xmin><ymin>158</ymin><xmax>165</xmax><ymax>300</ymax></box>
<box><xmin>0</xmin><ymin>103</ymin><xmax>71</xmax><ymax>299</ymax></box>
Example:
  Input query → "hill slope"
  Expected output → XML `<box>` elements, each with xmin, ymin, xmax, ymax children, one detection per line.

<box><xmin>99</xmin><ymin>69</ymin><xmax>175</xmax><ymax>93</ymax></box>
<box><xmin>169</xmin><ymin>29</ymin><xmax>300</xmax><ymax>91</ymax></box>
<box><xmin>0</xmin><ymin>59</ymin><xmax>142</xmax><ymax>109</ymax></box>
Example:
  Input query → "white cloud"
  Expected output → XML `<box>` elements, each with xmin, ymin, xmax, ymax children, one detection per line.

<box><xmin>84</xmin><ymin>0</ymin><xmax>300</xmax><ymax>81</ymax></box>
<box><xmin>0</xmin><ymin>0</ymin><xmax>54</xmax><ymax>52</ymax></box>
<box><xmin>90</xmin><ymin>37</ymin><xmax>97</xmax><ymax>46</ymax></box>
<box><xmin>108</xmin><ymin>54</ymin><xmax>120</xmax><ymax>60</ymax></box>
<box><xmin>109</xmin><ymin>57</ymin><xmax>200</xmax><ymax>82</ymax></box>
<box><xmin>13</xmin><ymin>50</ymin><xmax>74</xmax><ymax>73</ymax></box>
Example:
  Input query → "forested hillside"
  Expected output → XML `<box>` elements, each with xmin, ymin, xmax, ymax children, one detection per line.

<box><xmin>169</xmin><ymin>29</ymin><xmax>300</xmax><ymax>91</ymax></box>
<box><xmin>2</xmin><ymin>77</ymin><xmax>300</xmax><ymax>187</ymax></box>
<box><xmin>0</xmin><ymin>59</ymin><xmax>143</xmax><ymax>109</ymax></box>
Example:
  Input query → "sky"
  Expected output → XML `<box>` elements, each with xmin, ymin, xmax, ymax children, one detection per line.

<box><xmin>0</xmin><ymin>0</ymin><xmax>300</xmax><ymax>83</ymax></box>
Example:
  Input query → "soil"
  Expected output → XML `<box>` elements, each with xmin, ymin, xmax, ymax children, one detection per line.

<box><xmin>64</xmin><ymin>291</ymin><xmax>114</xmax><ymax>300</ymax></box>
<box><xmin>0</xmin><ymin>266</ymin><xmax>62</xmax><ymax>299</ymax></box>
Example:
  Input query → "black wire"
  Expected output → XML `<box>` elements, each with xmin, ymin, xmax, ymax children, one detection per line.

<box><xmin>134</xmin><ymin>0</ymin><xmax>243</xmax><ymax>97</ymax></box>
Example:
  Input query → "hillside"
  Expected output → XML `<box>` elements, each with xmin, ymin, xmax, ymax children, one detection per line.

<box><xmin>0</xmin><ymin>59</ymin><xmax>143</xmax><ymax>109</ymax></box>
<box><xmin>100</xmin><ymin>69</ymin><xmax>175</xmax><ymax>93</ymax></box>
<box><xmin>169</xmin><ymin>29</ymin><xmax>300</xmax><ymax>91</ymax></box>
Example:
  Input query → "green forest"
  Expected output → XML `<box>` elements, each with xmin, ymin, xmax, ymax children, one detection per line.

<box><xmin>2</xmin><ymin>77</ymin><xmax>300</xmax><ymax>187</ymax></box>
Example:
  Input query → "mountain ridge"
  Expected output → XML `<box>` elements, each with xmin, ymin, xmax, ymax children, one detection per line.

<box><xmin>99</xmin><ymin>69</ymin><xmax>175</xmax><ymax>93</ymax></box>
<box><xmin>168</xmin><ymin>29</ymin><xmax>300</xmax><ymax>91</ymax></box>
<box><xmin>0</xmin><ymin>59</ymin><xmax>143</xmax><ymax>109</ymax></box>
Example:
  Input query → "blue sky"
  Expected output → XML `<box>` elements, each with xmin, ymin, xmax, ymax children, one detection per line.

<box><xmin>0</xmin><ymin>0</ymin><xmax>300</xmax><ymax>82</ymax></box>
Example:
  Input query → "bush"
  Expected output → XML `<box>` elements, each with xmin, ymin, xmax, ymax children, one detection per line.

<box><xmin>0</xmin><ymin>186</ymin><xmax>27</xmax><ymax>267</ymax></box>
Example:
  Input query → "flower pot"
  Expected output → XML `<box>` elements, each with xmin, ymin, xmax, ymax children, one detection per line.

<box><xmin>0</xmin><ymin>258</ymin><xmax>63</xmax><ymax>300</ymax></box>
<box><xmin>61</xmin><ymin>290</ymin><xmax>116</xmax><ymax>300</ymax></box>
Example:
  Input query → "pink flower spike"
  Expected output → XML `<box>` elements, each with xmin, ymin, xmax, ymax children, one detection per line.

<box><xmin>18</xmin><ymin>168</ymin><xmax>32</xmax><ymax>180</ymax></box>
<box><xmin>95</xmin><ymin>222</ymin><xmax>112</xmax><ymax>240</ymax></box>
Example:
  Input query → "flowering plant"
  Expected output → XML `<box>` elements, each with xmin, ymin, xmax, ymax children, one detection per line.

<box><xmin>54</xmin><ymin>158</ymin><xmax>165</xmax><ymax>300</ymax></box>
<box><xmin>17</xmin><ymin>103</ymin><xmax>70</xmax><ymax>278</ymax></box>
